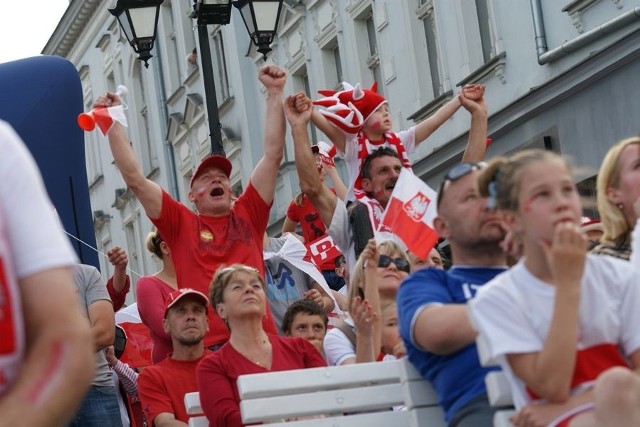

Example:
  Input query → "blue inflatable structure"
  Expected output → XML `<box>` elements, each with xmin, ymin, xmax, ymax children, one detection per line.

<box><xmin>0</xmin><ymin>55</ymin><xmax>99</xmax><ymax>268</ymax></box>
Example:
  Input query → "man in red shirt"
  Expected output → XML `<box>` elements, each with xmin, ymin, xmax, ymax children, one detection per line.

<box><xmin>95</xmin><ymin>65</ymin><xmax>286</xmax><ymax>348</ymax></box>
<box><xmin>138</xmin><ymin>288</ymin><xmax>210</xmax><ymax>426</ymax></box>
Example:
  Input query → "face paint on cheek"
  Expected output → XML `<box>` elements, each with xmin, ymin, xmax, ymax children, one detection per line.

<box><xmin>195</xmin><ymin>186</ymin><xmax>207</xmax><ymax>196</ymax></box>
<box><xmin>522</xmin><ymin>195</ymin><xmax>536</xmax><ymax>213</ymax></box>
<box><xmin>368</xmin><ymin>119</ymin><xmax>382</xmax><ymax>130</ymax></box>
<box><xmin>24</xmin><ymin>341</ymin><xmax>68</xmax><ymax>406</ymax></box>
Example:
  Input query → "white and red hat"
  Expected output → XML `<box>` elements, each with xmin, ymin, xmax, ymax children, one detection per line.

<box><xmin>164</xmin><ymin>288</ymin><xmax>209</xmax><ymax>318</ymax></box>
<box><xmin>313</xmin><ymin>82</ymin><xmax>387</xmax><ymax>134</ymax></box>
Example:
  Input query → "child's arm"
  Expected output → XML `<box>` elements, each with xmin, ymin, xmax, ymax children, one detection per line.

<box><xmin>324</xmin><ymin>162</ymin><xmax>348</xmax><ymax>201</ymax></box>
<box><xmin>361</xmin><ymin>239</ymin><xmax>382</xmax><ymax>357</ymax></box>
<box><xmin>295</xmin><ymin>94</ymin><xmax>347</xmax><ymax>153</ymax></box>
<box><xmin>413</xmin><ymin>96</ymin><xmax>461</xmax><ymax>145</ymax></box>
<box><xmin>414</xmin><ymin>84</ymin><xmax>485</xmax><ymax>147</ymax></box>
<box><xmin>506</xmin><ymin>223</ymin><xmax>587</xmax><ymax>403</ymax></box>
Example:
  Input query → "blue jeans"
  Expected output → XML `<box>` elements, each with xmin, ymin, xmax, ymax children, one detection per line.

<box><xmin>322</xmin><ymin>270</ymin><xmax>346</xmax><ymax>291</ymax></box>
<box><xmin>68</xmin><ymin>385</ymin><xmax>122</xmax><ymax>427</ymax></box>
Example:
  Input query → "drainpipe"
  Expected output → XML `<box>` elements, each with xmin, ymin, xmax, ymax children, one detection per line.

<box><xmin>530</xmin><ymin>0</ymin><xmax>640</xmax><ymax>65</ymax></box>
<box><xmin>151</xmin><ymin>37</ymin><xmax>180</xmax><ymax>199</ymax></box>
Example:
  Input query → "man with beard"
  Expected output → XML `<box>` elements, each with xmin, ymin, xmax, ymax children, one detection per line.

<box><xmin>138</xmin><ymin>289</ymin><xmax>210</xmax><ymax>426</ymax></box>
<box><xmin>94</xmin><ymin>65</ymin><xmax>286</xmax><ymax>349</ymax></box>
<box><xmin>397</xmin><ymin>163</ymin><xmax>508</xmax><ymax>427</ymax></box>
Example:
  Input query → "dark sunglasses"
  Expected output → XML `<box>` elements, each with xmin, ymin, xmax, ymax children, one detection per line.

<box><xmin>377</xmin><ymin>255</ymin><xmax>411</xmax><ymax>273</ymax></box>
<box><xmin>436</xmin><ymin>162</ymin><xmax>487</xmax><ymax>207</ymax></box>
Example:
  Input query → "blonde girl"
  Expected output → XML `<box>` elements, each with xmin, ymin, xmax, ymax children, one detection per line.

<box><xmin>469</xmin><ymin>149</ymin><xmax>640</xmax><ymax>427</ymax></box>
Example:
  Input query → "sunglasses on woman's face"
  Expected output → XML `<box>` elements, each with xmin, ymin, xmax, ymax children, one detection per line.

<box><xmin>377</xmin><ymin>255</ymin><xmax>411</xmax><ymax>273</ymax></box>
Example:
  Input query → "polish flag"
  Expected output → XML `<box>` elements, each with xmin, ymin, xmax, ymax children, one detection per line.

<box><xmin>379</xmin><ymin>169</ymin><xmax>439</xmax><ymax>259</ymax></box>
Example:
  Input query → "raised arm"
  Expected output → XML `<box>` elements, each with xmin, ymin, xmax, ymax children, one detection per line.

<box><xmin>97</xmin><ymin>93</ymin><xmax>163</xmax><ymax>219</ymax></box>
<box><xmin>250</xmin><ymin>65</ymin><xmax>287</xmax><ymax>204</ymax></box>
<box><xmin>286</xmin><ymin>93</ymin><xmax>338</xmax><ymax>228</ymax></box>
<box><xmin>310</xmin><ymin>109</ymin><xmax>347</xmax><ymax>154</ymax></box>
<box><xmin>459</xmin><ymin>85</ymin><xmax>488</xmax><ymax>163</ymax></box>
<box><xmin>106</xmin><ymin>246</ymin><xmax>130</xmax><ymax>311</ymax></box>
<box><xmin>324</xmin><ymin>161</ymin><xmax>348</xmax><ymax>201</ymax></box>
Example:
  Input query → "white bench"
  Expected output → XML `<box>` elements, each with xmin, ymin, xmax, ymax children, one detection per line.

<box><xmin>185</xmin><ymin>358</ymin><xmax>446</xmax><ymax>427</ymax></box>
<box><xmin>477</xmin><ymin>334</ymin><xmax>516</xmax><ymax>427</ymax></box>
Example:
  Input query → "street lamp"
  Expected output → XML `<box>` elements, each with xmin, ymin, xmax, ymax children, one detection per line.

<box><xmin>233</xmin><ymin>0</ymin><xmax>284</xmax><ymax>60</ymax></box>
<box><xmin>109</xmin><ymin>0</ymin><xmax>163</xmax><ymax>69</ymax></box>
<box><xmin>110</xmin><ymin>0</ymin><xmax>284</xmax><ymax>156</ymax></box>
<box><xmin>191</xmin><ymin>0</ymin><xmax>233</xmax><ymax>156</ymax></box>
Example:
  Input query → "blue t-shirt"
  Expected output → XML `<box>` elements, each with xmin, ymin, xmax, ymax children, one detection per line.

<box><xmin>397</xmin><ymin>266</ymin><xmax>506</xmax><ymax>423</ymax></box>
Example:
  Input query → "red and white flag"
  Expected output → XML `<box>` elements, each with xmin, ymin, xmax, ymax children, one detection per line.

<box><xmin>306</xmin><ymin>234</ymin><xmax>342</xmax><ymax>267</ymax></box>
<box><xmin>379</xmin><ymin>169</ymin><xmax>439</xmax><ymax>259</ymax></box>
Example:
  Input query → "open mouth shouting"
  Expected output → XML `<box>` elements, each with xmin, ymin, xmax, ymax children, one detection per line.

<box><xmin>210</xmin><ymin>187</ymin><xmax>225</xmax><ymax>197</ymax></box>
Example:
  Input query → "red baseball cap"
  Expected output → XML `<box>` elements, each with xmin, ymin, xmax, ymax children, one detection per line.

<box><xmin>164</xmin><ymin>288</ymin><xmax>209</xmax><ymax>318</ymax></box>
<box><xmin>189</xmin><ymin>155</ymin><xmax>232</xmax><ymax>188</ymax></box>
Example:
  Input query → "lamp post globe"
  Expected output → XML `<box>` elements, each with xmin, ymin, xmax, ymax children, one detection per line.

<box><xmin>233</xmin><ymin>0</ymin><xmax>284</xmax><ymax>60</ymax></box>
<box><xmin>109</xmin><ymin>0</ymin><xmax>164</xmax><ymax>68</ymax></box>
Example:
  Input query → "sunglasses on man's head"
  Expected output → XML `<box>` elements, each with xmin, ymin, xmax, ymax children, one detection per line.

<box><xmin>436</xmin><ymin>161</ymin><xmax>487</xmax><ymax>207</ymax></box>
<box><xmin>377</xmin><ymin>255</ymin><xmax>411</xmax><ymax>273</ymax></box>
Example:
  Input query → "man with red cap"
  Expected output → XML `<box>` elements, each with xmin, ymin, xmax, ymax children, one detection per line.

<box><xmin>95</xmin><ymin>65</ymin><xmax>286</xmax><ymax>349</ymax></box>
<box><xmin>138</xmin><ymin>289</ymin><xmax>210</xmax><ymax>426</ymax></box>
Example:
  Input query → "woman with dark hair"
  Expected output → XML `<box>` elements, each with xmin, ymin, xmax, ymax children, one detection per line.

<box><xmin>197</xmin><ymin>264</ymin><xmax>326</xmax><ymax>427</ymax></box>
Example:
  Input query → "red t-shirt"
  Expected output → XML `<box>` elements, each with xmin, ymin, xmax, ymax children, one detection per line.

<box><xmin>136</xmin><ymin>275</ymin><xmax>175</xmax><ymax>364</ymax></box>
<box><xmin>197</xmin><ymin>334</ymin><xmax>326</xmax><ymax>427</ymax></box>
<box><xmin>151</xmin><ymin>183</ymin><xmax>277</xmax><ymax>347</ymax></box>
<box><xmin>138</xmin><ymin>350</ymin><xmax>211</xmax><ymax>424</ymax></box>
<box><xmin>286</xmin><ymin>191</ymin><xmax>341</xmax><ymax>271</ymax></box>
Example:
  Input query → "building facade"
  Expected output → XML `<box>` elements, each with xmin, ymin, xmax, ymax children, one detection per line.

<box><xmin>44</xmin><ymin>0</ymin><xmax>640</xmax><ymax>303</ymax></box>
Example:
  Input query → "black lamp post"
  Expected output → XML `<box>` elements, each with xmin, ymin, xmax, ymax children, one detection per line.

<box><xmin>191</xmin><ymin>0</ymin><xmax>233</xmax><ymax>156</ymax></box>
<box><xmin>109</xmin><ymin>0</ymin><xmax>163</xmax><ymax>69</ymax></box>
<box><xmin>233</xmin><ymin>0</ymin><xmax>284</xmax><ymax>60</ymax></box>
<box><xmin>109</xmin><ymin>0</ymin><xmax>284</xmax><ymax>156</ymax></box>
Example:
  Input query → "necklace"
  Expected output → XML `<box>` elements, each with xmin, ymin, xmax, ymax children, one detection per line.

<box><xmin>246</xmin><ymin>338</ymin><xmax>271</xmax><ymax>367</ymax></box>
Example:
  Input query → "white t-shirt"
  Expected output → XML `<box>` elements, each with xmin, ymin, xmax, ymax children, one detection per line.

<box><xmin>323</xmin><ymin>318</ymin><xmax>356</xmax><ymax>366</ymax></box>
<box><xmin>469</xmin><ymin>253</ymin><xmax>640</xmax><ymax>409</ymax></box>
<box><xmin>0</xmin><ymin>121</ymin><xmax>78</xmax><ymax>396</ymax></box>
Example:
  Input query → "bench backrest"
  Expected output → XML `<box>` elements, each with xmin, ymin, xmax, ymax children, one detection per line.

<box><xmin>237</xmin><ymin>358</ymin><xmax>445</xmax><ymax>426</ymax></box>
<box><xmin>185</xmin><ymin>358</ymin><xmax>446</xmax><ymax>427</ymax></box>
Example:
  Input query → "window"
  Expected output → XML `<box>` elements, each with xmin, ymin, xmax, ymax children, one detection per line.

<box><xmin>292</xmin><ymin>66</ymin><xmax>318</xmax><ymax>147</ymax></box>
<box><xmin>475</xmin><ymin>0</ymin><xmax>493</xmax><ymax>63</ymax></box>
<box><xmin>364</xmin><ymin>14</ymin><xmax>383</xmax><ymax>95</ymax></box>
<box><xmin>160</xmin><ymin>1</ymin><xmax>181</xmax><ymax>94</ymax></box>
<box><xmin>321</xmin><ymin>39</ymin><xmax>343</xmax><ymax>89</ymax></box>
<box><xmin>211</xmin><ymin>30</ymin><xmax>230</xmax><ymax>105</ymax></box>
<box><xmin>421</xmin><ymin>6</ymin><xmax>443</xmax><ymax>97</ymax></box>
<box><xmin>461</xmin><ymin>0</ymin><xmax>495</xmax><ymax>68</ymax></box>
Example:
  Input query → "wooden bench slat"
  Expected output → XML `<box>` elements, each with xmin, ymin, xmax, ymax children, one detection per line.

<box><xmin>237</xmin><ymin>360</ymin><xmax>402</xmax><ymax>399</ymax></box>
<box><xmin>240</xmin><ymin>383</ymin><xmax>406</xmax><ymax>423</ymax></box>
